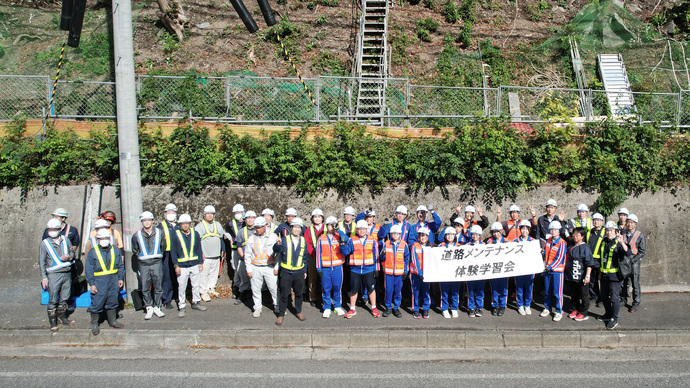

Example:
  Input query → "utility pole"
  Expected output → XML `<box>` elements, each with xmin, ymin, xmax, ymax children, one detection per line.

<box><xmin>112</xmin><ymin>0</ymin><xmax>142</xmax><ymax>303</ymax></box>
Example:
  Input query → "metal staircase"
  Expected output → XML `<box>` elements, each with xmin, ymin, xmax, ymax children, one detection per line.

<box><xmin>598</xmin><ymin>53</ymin><xmax>635</xmax><ymax>116</ymax></box>
<box><xmin>353</xmin><ymin>0</ymin><xmax>390</xmax><ymax>124</ymax></box>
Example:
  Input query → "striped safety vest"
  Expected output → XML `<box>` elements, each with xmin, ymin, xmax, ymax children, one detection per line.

<box><xmin>317</xmin><ymin>233</ymin><xmax>345</xmax><ymax>268</ymax></box>
<box><xmin>43</xmin><ymin>237</ymin><xmax>71</xmax><ymax>273</ymax></box>
<box><xmin>600</xmin><ymin>240</ymin><xmax>619</xmax><ymax>274</ymax></box>
<box><xmin>383</xmin><ymin>240</ymin><xmax>406</xmax><ymax>275</ymax></box>
<box><xmin>201</xmin><ymin>221</ymin><xmax>222</xmax><ymax>240</ymax></box>
<box><xmin>590</xmin><ymin>229</ymin><xmax>605</xmax><ymax>259</ymax></box>
<box><xmin>175</xmin><ymin>230</ymin><xmax>198</xmax><ymax>262</ymax></box>
<box><xmin>351</xmin><ymin>236</ymin><xmax>375</xmax><ymax>267</ymax></box>
<box><xmin>627</xmin><ymin>230</ymin><xmax>641</xmax><ymax>255</ymax></box>
<box><xmin>250</xmin><ymin>235</ymin><xmax>274</xmax><ymax>266</ymax></box>
<box><xmin>339</xmin><ymin>221</ymin><xmax>356</xmax><ymax>238</ymax></box>
<box><xmin>230</xmin><ymin>219</ymin><xmax>240</xmax><ymax>249</ymax></box>
<box><xmin>93</xmin><ymin>246</ymin><xmax>118</xmax><ymax>276</ymax></box>
<box><xmin>136</xmin><ymin>229</ymin><xmax>163</xmax><ymax>260</ymax></box>
<box><xmin>504</xmin><ymin>219</ymin><xmax>523</xmax><ymax>241</ymax></box>
<box><xmin>161</xmin><ymin>222</ymin><xmax>177</xmax><ymax>251</ymax></box>
<box><xmin>281</xmin><ymin>236</ymin><xmax>305</xmax><ymax>271</ymax></box>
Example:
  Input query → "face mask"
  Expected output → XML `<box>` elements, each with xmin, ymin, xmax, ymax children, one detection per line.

<box><xmin>99</xmin><ymin>240</ymin><xmax>110</xmax><ymax>248</ymax></box>
<box><xmin>234</xmin><ymin>213</ymin><xmax>243</xmax><ymax>221</ymax></box>
<box><xmin>48</xmin><ymin>230</ymin><xmax>59</xmax><ymax>238</ymax></box>
<box><xmin>166</xmin><ymin>213</ymin><xmax>177</xmax><ymax>222</ymax></box>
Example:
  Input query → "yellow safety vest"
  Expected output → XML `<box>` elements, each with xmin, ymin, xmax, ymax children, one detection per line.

<box><xmin>239</xmin><ymin>227</ymin><xmax>250</xmax><ymax>247</ymax></box>
<box><xmin>231</xmin><ymin>219</ymin><xmax>240</xmax><ymax>249</ymax></box>
<box><xmin>162</xmin><ymin>222</ymin><xmax>174</xmax><ymax>251</ymax></box>
<box><xmin>175</xmin><ymin>230</ymin><xmax>198</xmax><ymax>262</ymax></box>
<box><xmin>600</xmin><ymin>241</ymin><xmax>619</xmax><ymax>274</ymax></box>
<box><xmin>94</xmin><ymin>246</ymin><xmax>118</xmax><ymax>276</ymax></box>
<box><xmin>339</xmin><ymin>221</ymin><xmax>356</xmax><ymax>238</ymax></box>
<box><xmin>591</xmin><ymin>229</ymin><xmax>605</xmax><ymax>259</ymax></box>
<box><xmin>282</xmin><ymin>236</ymin><xmax>306</xmax><ymax>271</ymax></box>
<box><xmin>201</xmin><ymin>221</ymin><xmax>221</xmax><ymax>240</ymax></box>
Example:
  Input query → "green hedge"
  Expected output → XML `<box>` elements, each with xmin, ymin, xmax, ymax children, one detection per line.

<box><xmin>1</xmin><ymin>119</ymin><xmax>688</xmax><ymax>214</ymax></box>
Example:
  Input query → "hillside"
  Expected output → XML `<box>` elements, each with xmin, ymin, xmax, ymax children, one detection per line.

<box><xmin>0</xmin><ymin>0</ymin><xmax>681</xmax><ymax>90</ymax></box>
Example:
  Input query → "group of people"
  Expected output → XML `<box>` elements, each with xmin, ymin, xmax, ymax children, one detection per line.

<box><xmin>38</xmin><ymin>199</ymin><xmax>646</xmax><ymax>333</ymax></box>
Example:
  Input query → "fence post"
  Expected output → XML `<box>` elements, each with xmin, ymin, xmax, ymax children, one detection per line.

<box><xmin>496</xmin><ymin>86</ymin><xmax>502</xmax><ymax>117</ymax></box>
<box><xmin>405</xmin><ymin>78</ymin><xmax>410</xmax><ymax>127</ymax></box>
<box><xmin>677</xmin><ymin>90</ymin><xmax>683</xmax><ymax>128</ymax></box>
<box><xmin>225</xmin><ymin>76</ymin><xmax>231</xmax><ymax>119</ymax></box>
<box><xmin>587</xmin><ymin>89</ymin><xmax>592</xmax><ymax>121</ymax></box>
<box><xmin>315</xmin><ymin>76</ymin><xmax>321</xmax><ymax>122</ymax></box>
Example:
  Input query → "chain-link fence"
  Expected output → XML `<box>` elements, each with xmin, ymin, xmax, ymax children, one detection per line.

<box><xmin>2</xmin><ymin>74</ymin><xmax>690</xmax><ymax>129</ymax></box>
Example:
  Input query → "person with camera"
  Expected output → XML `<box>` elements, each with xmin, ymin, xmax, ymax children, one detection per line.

<box><xmin>595</xmin><ymin>221</ymin><xmax>632</xmax><ymax>329</ymax></box>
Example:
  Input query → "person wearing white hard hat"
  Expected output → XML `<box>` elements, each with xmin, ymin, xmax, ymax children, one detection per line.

<box><xmin>244</xmin><ymin>216</ymin><xmax>279</xmax><ymax>318</ymax></box>
<box><xmin>171</xmin><ymin>214</ymin><xmax>207</xmax><ymax>318</ymax></box>
<box><xmin>412</xmin><ymin>204</ymin><xmax>442</xmax><ymax>245</ymax></box>
<box><xmin>85</xmin><ymin>228</ymin><xmax>125</xmax><ymax>335</ymax></box>
<box><xmin>158</xmin><ymin>203</ymin><xmax>180</xmax><ymax>310</ymax></box>
<box><xmin>339</xmin><ymin>206</ymin><xmax>357</xmax><ymax>297</ymax></box>
<box><xmin>495</xmin><ymin>204</ymin><xmax>524</xmax><ymax>241</ymax></box>
<box><xmin>87</xmin><ymin>214</ymin><xmax>124</xmax><ymax>254</ymax></box>
<box><xmin>595</xmin><ymin>221</ymin><xmax>632</xmax><ymax>329</ymax></box>
<box><xmin>530</xmin><ymin>199</ymin><xmax>565</xmax><ymax>247</ymax></box>
<box><xmin>195</xmin><ymin>205</ymin><xmax>226</xmax><ymax>302</ymax></box>
<box><xmin>513</xmin><ymin>220</ymin><xmax>535</xmax><ymax>316</ymax></box>
<box><xmin>617</xmin><ymin>208</ymin><xmax>629</xmax><ymax>232</ymax></box>
<box><xmin>437</xmin><ymin>226</ymin><xmax>461</xmax><ymax>319</ymax></box>
<box><xmin>233</xmin><ymin>210</ymin><xmax>258</xmax><ymax>305</ymax></box>
<box><xmin>354</xmin><ymin>207</ymin><xmax>383</xmax><ymax>304</ymax></box>
<box><xmin>377</xmin><ymin>205</ymin><xmax>416</xmax><ymax>245</ymax></box>
<box><xmin>409</xmin><ymin>226</ymin><xmax>433</xmax><ymax>319</ymax></box>
<box><xmin>132</xmin><ymin>211</ymin><xmax>166</xmax><ymax>320</ymax></box>
<box><xmin>566</xmin><ymin>204</ymin><xmax>592</xmax><ymax>239</ymax></box>
<box><xmin>305</xmin><ymin>208</ymin><xmax>326</xmax><ymax>306</ymax></box>
<box><xmin>438</xmin><ymin>218</ymin><xmax>469</xmax><ymax>245</ymax></box>
<box><xmin>275</xmin><ymin>208</ymin><xmax>299</xmax><ymax>237</ymax></box>
<box><xmin>381</xmin><ymin>224</ymin><xmax>410</xmax><ymax>318</ymax></box>
<box><xmin>273</xmin><ymin>217</ymin><xmax>309</xmax><ymax>325</ymax></box>
<box><xmin>316</xmin><ymin>216</ymin><xmax>347</xmax><ymax>318</ymax></box>
<box><xmin>465</xmin><ymin>225</ymin><xmax>486</xmax><ymax>318</ymax></box>
<box><xmin>42</xmin><ymin>208</ymin><xmax>80</xmax><ymax>253</ymax></box>
<box><xmin>39</xmin><ymin>218</ymin><xmax>76</xmax><ymax>331</ymax></box>
<box><xmin>621</xmin><ymin>214</ymin><xmax>645</xmax><ymax>313</ymax></box>
<box><xmin>262</xmin><ymin>209</ymin><xmax>278</xmax><ymax>233</ymax></box>
<box><xmin>486</xmin><ymin>222</ymin><xmax>509</xmax><ymax>316</ymax></box>
<box><xmin>587</xmin><ymin>213</ymin><xmax>606</xmax><ymax>306</ymax></box>
<box><xmin>339</xmin><ymin>219</ymin><xmax>381</xmax><ymax>319</ymax></box>
<box><xmin>225</xmin><ymin>204</ymin><xmax>246</xmax><ymax>301</ymax></box>
<box><xmin>565</xmin><ymin>227</ymin><xmax>595</xmax><ymax>322</ymax></box>
<box><xmin>540</xmin><ymin>220</ymin><xmax>567</xmax><ymax>322</ymax></box>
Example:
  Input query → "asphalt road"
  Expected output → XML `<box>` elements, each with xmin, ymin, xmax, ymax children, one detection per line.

<box><xmin>0</xmin><ymin>347</ymin><xmax>688</xmax><ymax>387</ymax></box>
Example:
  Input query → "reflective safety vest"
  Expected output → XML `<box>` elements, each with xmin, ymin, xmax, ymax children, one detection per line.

<box><xmin>367</xmin><ymin>223</ymin><xmax>381</xmax><ymax>239</ymax></box>
<box><xmin>309</xmin><ymin>225</ymin><xmax>324</xmax><ymax>248</ymax></box>
<box><xmin>574</xmin><ymin>218</ymin><xmax>593</xmax><ymax>231</ymax></box>
<box><xmin>590</xmin><ymin>230</ymin><xmax>605</xmax><ymax>259</ymax></box>
<box><xmin>230</xmin><ymin>219</ymin><xmax>240</xmax><ymax>249</ymax></box>
<box><xmin>201</xmin><ymin>221</ymin><xmax>221</xmax><ymax>240</ymax></box>
<box><xmin>250</xmin><ymin>235</ymin><xmax>274</xmax><ymax>266</ymax></box>
<box><xmin>409</xmin><ymin>242</ymin><xmax>425</xmax><ymax>275</ymax></box>
<box><xmin>136</xmin><ymin>229</ymin><xmax>163</xmax><ymax>260</ymax></box>
<box><xmin>175</xmin><ymin>230</ymin><xmax>198</xmax><ymax>262</ymax></box>
<box><xmin>544</xmin><ymin>237</ymin><xmax>566</xmax><ymax>272</ymax></box>
<box><xmin>93</xmin><ymin>246</ymin><xmax>118</xmax><ymax>276</ymax></box>
<box><xmin>505</xmin><ymin>219</ymin><xmax>523</xmax><ymax>241</ymax></box>
<box><xmin>43</xmin><ymin>237</ymin><xmax>71</xmax><ymax>273</ymax></box>
<box><xmin>600</xmin><ymin>240</ymin><xmax>619</xmax><ymax>274</ymax></box>
<box><xmin>339</xmin><ymin>221</ymin><xmax>356</xmax><ymax>238</ymax></box>
<box><xmin>318</xmin><ymin>234</ymin><xmax>345</xmax><ymax>267</ymax></box>
<box><xmin>238</xmin><ymin>226</ymin><xmax>252</xmax><ymax>247</ymax></box>
<box><xmin>161</xmin><ymin>222</ymin><xmax>176</xmax><ymax>251</ymax></box>
<box><xmin>627</xmin><ymin>230</ymin><xmax>641</xmax><ymax>255</ymax></box>
<box><xmin>383</xmin><ymin>241</ymin><xmax>405</xmax><ymax>275</ymax></box>
<box><xmin>282</xmin><ymin>236</ymin><xmax>305</xmax><ymax>271</ymax></box>
<box><xmin>351</xmin><ymin>236</ymin><xmax>375</xmax><ymax>267</ymax></box>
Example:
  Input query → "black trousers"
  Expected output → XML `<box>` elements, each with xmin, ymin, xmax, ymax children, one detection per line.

<box><xmin>568</xmin><ymin>280</ymin><xmax>590</xmax><ymax>316</ymax></box>
<box><xmin>601</xmin><ymin>276</ymin><xmax>621</xmax><ymax>320</ymax></box>
<box><xmin>279</xmin><ymin>269</ymin><xmax>305</xmax><ymax>317</ymax></box>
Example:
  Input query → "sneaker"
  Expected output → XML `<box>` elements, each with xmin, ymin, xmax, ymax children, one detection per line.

<box><xmin>345</xmin><ymin>309</ymin><xmax>357</xmax><ymax>319</ymax></box>
<box><xmin>178</xmin><ymin>308</ymin><xmax>186</xmax><ymax>318</ymax></box>
<box><xmin>421</xmin><ymin>310</ymin><xmax>429</xmax><ymax>319</ymax></box>
<box><xmin>152</xmin><ymin>306</ymin><xmax>165</xmax><ymax>318</ymax></box>
<box><xmin>144</xmin><ymin>306</ymin><xmax>153</xmax><ymax>320</ymax></box>
<box><xmin>165</xmin><ymin>302</ymin><xmax>174</xmax><ymax>310</ymax></box>
<box><xmin>392</xmin><ymin>309</ymin><xmax>402</xmax><ymax>318</ymax></box>
<box><xmin>252</xmin><ymin>309</ymin><xmax>261</xmax><ymax>318</ymax></box>
<box><xmin>442</xmin><ymin>310</ymin><xmax>451</xmax><ymax>319</ymax></box>
<box><xmin>606</xmin><ymin>319</ymin><xmax>619</xmax><ymax>330</ymax></box>
<box><xmin>497</xmin><ymin>307</ymin><xmax>505</xmax><ymax>316</ymax></box>
<box><xmin>322</xmin><ymin>309</ymin><xmax>332</xmax><ymax>318</ymax></box>
<box><xmin>451</xmin><ymin>310</ymin><xmax>459</xmax><ymax>318</ymax></box>
<box><xmin>475</xmin><ymin>309</ymin><xmax>483</xmax><ymax>317</ymax></box>
<box><xmin>371</xmin><ymin>308</ymin><xmax>381</xmax><ymax>318</ymax></box>
<box><xmin>491</xmin><ymin>308</ymin><xmax>498</xmax><ymax>316</ymax></box>
<box><xmin>553</xmin><ymin>312</ymin><xmax>563</xmax><ymax>322</ymax></box>
<box><xmin>334</xmin><ymin>307</ymin><xmax>347</xmax><ymax>316</ymax></box>
<box><xmin>596</xmin><ymin>314</ymin><xmax>611</xmax><ymax>322</ymax></box>
<box><xmin>540</xmin><ymin>309</ymin><xmax>550</xmax><ymax>317</ymax></box>
<box><xmin>201</xmin><ymin>292</ymin><xmax>211</xmax><ymax>302</ymax></box>
<box><xmin>525</xmin><ymin>307</ymin><xmax>532</xmax><ymax>315</ymax></box>
<box><xmin>413</xmin><ymin>311</ymin><xmax>421</xmax><ymax>319</ymax></box>
<box><xmin>382</xmin><ymin>309</ymin><xmax>391</xmax><ymax>318</ymax></box>
<box><xmin>191</xmin><ymin>302</ymin><xmax>207</xmax><ymax>311</ymax></box>
<box><xmin>517</xmin><ymin>306</ymin><xmax>526</xmax><ymax>316</ymax></box>
<box><xmin>574</xmin><ymin>313</ymin><xmax>588</xmax><ymax>321</ymax></box>
<box><xmin>468</xmin><ymin>309</ymin><xmax>476</xmax><ymax>318</ymax></box>
<box><xmin>568</xmin><ymin>310</ymin><xmax>579</xmax><ymax>319</ymax></box>
<box><xmin>629</xmin><ymin>305</ymin><xmax>639</xmax><ymax>313</ymax></box>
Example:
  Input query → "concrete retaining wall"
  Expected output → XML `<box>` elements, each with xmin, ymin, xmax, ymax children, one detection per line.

<box><xmin>1</xmin><ymin>184</ymin><xmax>687</xmax><ymax>291</ymax></box>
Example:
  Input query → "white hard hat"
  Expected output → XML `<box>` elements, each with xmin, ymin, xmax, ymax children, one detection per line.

<box><xmin>390</xmin><ymin>224</ymin><xmax>403</xmax><ymax>234</ymax></box>
<box><xmin>605</xmin><ymin>221</ymin><xmax>618</xmax><ymax>230</ymax></box>
<box><xmin>508</xmin><ymin>204</ymin><xmax>520</xmax><ymax>213</ymax></box>
<box><xmin>396</xmin><ymin>205</ymin><xmax>408</xmax><ymax>214</ymax></box>
<box><xmin>140</xmin><ymin>211</ymin><xmax>154</xmax><ymax>221</ymax></box>
<box><xmin>618</xmin><ymin>207</ymin><xmax>630</xmax><ymax>215</ymax></box>
<box><xmin>254</xmin><ymin>216</ymin><xmax>267</xmax><ymax>227</ymax></box>
<box><xmin>290</xmin><ymin>217</ymin><xmax>304</xmax><ymax>227</ymax></box>
<box><xmin>343</xmin><ymin>206</ymin><xmax>356</xmax><ymax>215</ymax></box>
<box><xmin>365</xmin><ymin>209</ymin><xmax>376</xmax><ymax>217</ymax></box>
<box><xmin>519</xmin><ymin>220</ymin><xmax>531</xmax><ymax>228</ymax></box>
<box><xmin>325</xmin><ymin>216</ymin><xmax>338</xmax><ymax>225</ymax></box>
<box><xmin>311</xmin><ymin>208</ymin><xmax>324</xmax><ymax>217</ymax></box>
<box><xmin>577</xmin><ymin>204</ymin><xmax>589</xmax><ymax>212</ymax></box>
<box><xmin>245</xmin><ymin>211</ymin><xmax>257</xmax><ymax>218</ymax></box>
<box><xmin>418</xmin><ymin>226</ymin><xmax>430</xmax><ymax>235</ymax></box>
<box><xmin>628</xmin><ymin>214</ymin><xmax>639</xmax><ymax>223</ymax></box>
<box><xmin>178</xmin><ymin>214</ymin><xmax>192</xmax><ymax>224</ymax></box>
<box><xmin>94</xmin><ymin>219</ymin><xmax>109</xmax><ymax>229</ymax></box>
<box><xmin>262</xmin><ymin>208</ymin><xmax>275</xmax><ymax>217</ymax></box>
<box><xmin>164</xmin><ymin>203</ymin><xmax>178</xmax><ymax>212</ymax></box>
<box><xmin>285</xmin><ymin>207</ymin><xmax>298</xmax><ymax>216</ymax></box>
<box><xmin>204</xmin><ymin>205</ymin><xmax>216</xmax><ymax>214</ymax></box>
<box><xmin>47</xmin><ymin>218</ymin><xmax>62</xmax><ymax>229</ymax></box>
<box><xmin>546</xmin><ymin>199</ymin><xmax>558</xmax><ymax>207</ymax></box>
<box><xmin>470</xmin><ymin>225</ymin><xmax>483</xmax><ymax>235</ymax></box>
<box><xmin>548</xmin><ymin>221</ymin><xmax>562</xmax><ymax>230</ymax></box>
<box><xmin>444</xmin><ymin>226</ymin><xmax>456</xmax><ymax>235</ymax></box>
<box><xmin>464</xmin><ymin>205</ymin><xmax>476</xmax><ymax>213</ymax></box>
<box><xmin>232</xmin><ymin>204</ymin><xmax>245</xmax><ymax>213</ymax></box>
<box><xmin>416</xmin><ymin>205</ymin><xmax>428</xmax><ymax>213</ymax></box>
<box><xmin>52</xmin><ymin>208</ymin><xmax>68</xmax><ymax>217</ymax></box>
<box><xmin>592</xmin><ymin>213</ymin><xmax>604</xmax><ymax>220</ymax></box>
<box><xmin>96</xmin><ymin>228</ymin><xmax>112</xmax><ymax>239</ymax></box>
<box><xmin>356</xmin><ymin>220</ymin><xmax>369</xmax><ymax>229</ymax></box>
<box><xmin>490</xmin><ymin>222</ymin><xmax>503</xmax><ymax>231</ymax></box>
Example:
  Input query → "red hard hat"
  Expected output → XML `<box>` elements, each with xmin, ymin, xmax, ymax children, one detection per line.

<box><xmin>100</xmin><ymin>211</ymin><xmax>117</xmax><ymax>223</ymax></box>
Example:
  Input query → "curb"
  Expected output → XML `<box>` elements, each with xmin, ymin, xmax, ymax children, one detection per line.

<box><xmin>1</xmin><ymin>329</ymin><xmax>688</xmax><ymax>349</ymax></box>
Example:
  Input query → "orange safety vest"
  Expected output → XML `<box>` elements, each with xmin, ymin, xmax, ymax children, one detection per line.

<box><xmin>250</xmin><ymin>235</ymin><xmax>275</xmax><ymax>266</ymax></box>
<box><xmin>318</xmin><ymin>234</ymin><xmax>345</xmax><ymax>267</ymax></box>
<box><xmin>628</xmin><ymin>230</ymin><xmax>641</xmax><ymax>255</ymax></box>
<box><xmin>505</xmin><ymin>219</ymin><xmax>522</xmax><ymax>241</ymax></box>
<box><xmin>383</xmin><ymin>241</ymin><xmax>405</xmax><ymax>275</ymax></box>
<box><xmin>350</xmin><ymin>236</ymin><xmax>375</xmax><ymax>266</ymax></box>
<box><xmin>367</xmin><ymin>223</ymin><xmax>381</xmax><ymax>239</ymax></box>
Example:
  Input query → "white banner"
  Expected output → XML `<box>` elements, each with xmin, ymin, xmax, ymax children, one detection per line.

<box><xmin>422</xmin><ymin>240</ymin><xmax>545</xmax><ymax>282</ymax></box>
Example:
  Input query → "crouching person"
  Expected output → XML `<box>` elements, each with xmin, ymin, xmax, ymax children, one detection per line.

<box><xmin>274</xmin><ymin>217</ymin><xmax>308</xmax><ymax>325</ymax></box>
<box><xmin>86</xmin><ymin>229</ymin><xmax>124</xmax><ymax>335</ymax></box>
<box><xmin>39</xmin><ymin>218</ymin><xmax>76</xmax><ymax>331</ymax></box>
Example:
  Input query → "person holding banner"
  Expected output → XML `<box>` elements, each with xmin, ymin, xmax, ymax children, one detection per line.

<box><xmin>565</xmin><ymin>227</ymin><xmax>595</xmax><ymax>322</ymax></box>
<box><xmin>438</xmin><ymin>227</ymin><xmax>462</xmax><ymax>319</ymax></box>
<box><xmin>339</xmin><ymin>220</ymin><xmax>380</xmax><ymax>319</ymax></box>
<box><xmin>380</xmin><ymin>224</ymin><xmax>409</xmax><ymax>318</ymax></box>
<box><xmin>487</xmin><ymin>222</ymin><xmax>509</xmax><ymax>316</ymax></box>
<box><xmin>465</xmin><ymin>225</ymin><xmax>485</xmax><ymax>318</ymax></box>
<box><xmin>409</xmin><ymin>226</ymin><xmax>432</xmax><ymax>319</ymax></box>
<box><xmin>541</xmin><ymin>221</ymin><xmax>567</xmax><ymax>322</ymax></box>
<box><xmin>513</xmin><ymin>220</ymin><xmax>535</xmax><ymax>316</ymax></box>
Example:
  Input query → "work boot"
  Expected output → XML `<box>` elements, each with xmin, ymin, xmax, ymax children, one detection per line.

<box><xmin>48</xmin><ymin>309</ymin><xmax>58</xmax><ymax>332</ymax></box>
<box><xmin>91</xmin><ymin>313</ymin><xmax>100</xmax><ymax>336</ymax></box>
<box><xmin>106</xmin><ymin>309</ymin><xmax>124</xmax><ymax>329</ymax></box>
<box><xmin>56</xmin><ymin>307</ymin><xmax>75</xmax><ymax>325</ymax></box>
